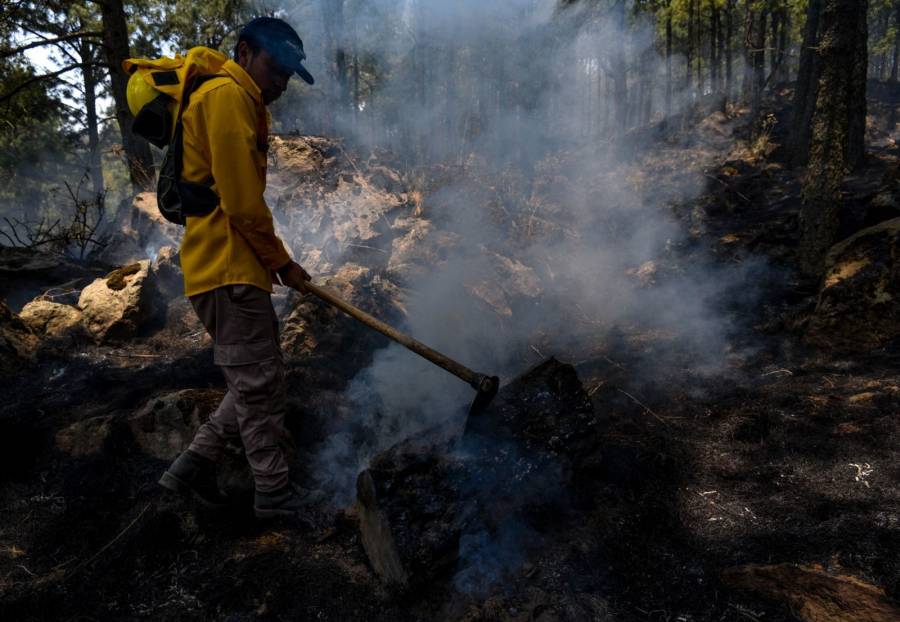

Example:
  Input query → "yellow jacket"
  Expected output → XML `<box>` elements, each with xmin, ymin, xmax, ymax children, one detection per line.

<box><xmin>179</xmin><ymin>58</ymin><xmax>291</xmax><ymax>296</ymax></box>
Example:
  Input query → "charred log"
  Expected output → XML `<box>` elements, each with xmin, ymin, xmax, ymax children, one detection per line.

<box><xmin>356</xmin><ymin>358</ymin><xmax>600</xmax><ymax>588</ymax></box>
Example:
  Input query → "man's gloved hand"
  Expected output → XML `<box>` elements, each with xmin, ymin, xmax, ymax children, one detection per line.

<box><xmin>276</xmin><ymin>260</ymin><xmax>311</xmax><ymax>293</ymax></box>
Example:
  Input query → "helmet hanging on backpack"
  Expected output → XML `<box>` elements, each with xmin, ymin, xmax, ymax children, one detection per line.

<box><xmin>126</xmin><ymin>72</ymin><xmax>177</xmax><ymax>149</ymax></box>
<box><xmin>126</xmin><ymin>71</ymin><xmax>160</xmax><ymax>117</ymax></box>
<box><xmin>123</xmin><ymin>47</ymin><xmax>230</xmax><ymax>150</ymax></box>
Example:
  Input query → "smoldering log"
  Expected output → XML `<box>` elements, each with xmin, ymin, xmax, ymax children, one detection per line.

<box><xmin>356</xmin><ymin>358</ymin><xmax>601</xmax><ymax>588</ymax></box>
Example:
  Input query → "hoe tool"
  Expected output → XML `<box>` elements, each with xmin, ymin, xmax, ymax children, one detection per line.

<box><xmin>304</xmin><ymin>282</ymin><xmax>499</xmax><ymax>419</ymax></box>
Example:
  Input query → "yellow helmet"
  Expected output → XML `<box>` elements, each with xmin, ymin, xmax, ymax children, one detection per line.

<box><xmin>126</xmin><ymin>71</ymin><xmax>160</xmax><ymax>117</ymax></box>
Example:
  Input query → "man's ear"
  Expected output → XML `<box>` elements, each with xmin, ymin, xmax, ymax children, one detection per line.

<box><xmin>237</xmin><ymin>40</ymin><xmax>252</xmax><ymax>67</ymax></box>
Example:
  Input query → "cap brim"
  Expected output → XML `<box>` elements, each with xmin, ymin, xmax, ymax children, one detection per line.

<box><xmin>294</xmin><ymin>62</ymin><xmax>314</xmax><ymax>85</ymax></box>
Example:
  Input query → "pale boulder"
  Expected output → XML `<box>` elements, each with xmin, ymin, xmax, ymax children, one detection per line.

<box><xmin>78</xmin><ymin>260</ymin><xmax>160</xmax><ymax>343</ymax></box>
<box><xmin>19</xmin><ymin>300</ymin><xmax>85</xmax><ymax>340</ymax></box>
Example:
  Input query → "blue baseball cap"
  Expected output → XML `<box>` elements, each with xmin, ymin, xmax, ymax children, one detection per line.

<box><xmin>239</xmin><ymin>17</ymin><xmax>314</xmax><ymax>85</ymax></box>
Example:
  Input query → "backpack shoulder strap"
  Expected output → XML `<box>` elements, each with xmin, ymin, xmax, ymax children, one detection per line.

<box><xmin>171</xmin><ymin>74</ymin><xmax>224</xmax><ymax>181</ymax></box>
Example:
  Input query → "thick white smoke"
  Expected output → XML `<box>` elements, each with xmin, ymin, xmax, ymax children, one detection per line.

<box><xmin>271</xmin><ymin>1</ymin><xmax>754</xmax><ymax>506</ymax></box>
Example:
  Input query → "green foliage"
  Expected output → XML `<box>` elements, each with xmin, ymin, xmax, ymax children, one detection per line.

<box><xmin>0</xmin><ymin>58</ymin><xmax>77</xmax><ymax>216</ymax></box>
<box><xmin>144</xmin><ymin>0</ymin><xmax>277</xmax><ymax>56</ymax></box>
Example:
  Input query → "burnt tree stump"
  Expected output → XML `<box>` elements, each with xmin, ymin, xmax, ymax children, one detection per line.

<box><xmin>356</xmin><ymin>358</ymin><xmax>600</xmax><ymax>588</ymax></box>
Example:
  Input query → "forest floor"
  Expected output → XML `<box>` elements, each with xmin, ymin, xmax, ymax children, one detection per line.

<box><xmin>1</xmin><ymin>91</ymin><xmax>899</xmax><ymax>622</ymax></box>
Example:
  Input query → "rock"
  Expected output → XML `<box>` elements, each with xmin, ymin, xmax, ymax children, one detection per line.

<box><xmin>0</xmin><ymin>245</ymin><xmax>105</xmax><ymax>312</ymax></box>
<box><xmin>129</xmin><ymin>389</ymin><xmax>223</xmax><ymax>461</ymax></box>
<box><xmin>386</xmin><ymin>219</ymin><xmax>459</xmax><ymax>285</ymax></box>
<box><xmin>464</xmin><ymin>250</ymin><xmax>542</xmax><ymax>317</ymax></box>
<box><xmin>98</xmin><ymin>193</ymin><xmax>182</xmax><ymax>265</ymax></box>
<box><xmin>723</xmin><ymin>563</ymin><xmax>900</xmax><ymax>622</ymax></box>
<box><xmin>280</xmin><ymin>263</ymin><xmax>404</xmax><ymax>369</ymax></box>
<box><xmin>78</xmin><ymin>260</ymin><xmax>160</xmax><ymax>343</ymax></box>
<box><xmin>55</xmin><ymin>416</ymin><xmax>114</xmax><ymax>457</ymax></box>
<box><xmin>266</xmin><ymin>135</ymin><xmax>419</xmax><ymax>274</ymax></box>
<box><xmin>807</xmin><ymin>218</ymin><xmax>900</xmax><ymax>351</ymax></box>
<box><xmin>0</xmin><ymin>301</ymin><xmax>37</xmax><ymax>375</ymax></box>
<box><xmin>19</xmin><ymin>300</ymin><xmax>86</xmax><ymax>341</ymax></box>
<box><xmin>129</xmin><ymin>388</ymin><xmax>286</xmax><ymax>494</ymax></box>
<box><xmin>151</xmin><ymin>246</ymin><xmax>183</xmax><ymax>299</ymax></box>
<box><xmin>696</xmin><ymin>110</ymin><xmax>734</xmax><ymax>148</ymax></box>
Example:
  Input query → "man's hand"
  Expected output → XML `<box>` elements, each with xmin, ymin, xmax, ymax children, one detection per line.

<box><xmin>276</xmin><ymin>261</ymin><xmax>311</xmax><ymax>293</ymax></box>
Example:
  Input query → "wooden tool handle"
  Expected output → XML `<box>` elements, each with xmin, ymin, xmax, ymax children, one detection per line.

<box><xmin>304</xmin><ymin>282</ymin><xmax>483</xmax><ymax>389</ymax></box>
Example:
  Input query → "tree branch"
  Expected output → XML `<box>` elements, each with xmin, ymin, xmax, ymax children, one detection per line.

<box><xmin>0</xmin><ymin>31</ymin><xmax>102</xmax><ymax>60</ymax></box>
<box><xmin>0</xmin><ymin>62</ymin><xmax>106</xmax><ymax>104</ymax></box>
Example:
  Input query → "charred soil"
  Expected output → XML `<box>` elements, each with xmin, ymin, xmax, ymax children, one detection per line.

<box><xmin>1</xmin><ymin>99</ymin><xmax>899</xmax><ymax>621</ymax></box>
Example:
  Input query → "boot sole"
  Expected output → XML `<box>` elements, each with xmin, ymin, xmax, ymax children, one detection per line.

<box><xmin>158</xmin><ymin>471</ymin><xmax>228</xmax><ymax>510</ymax></box>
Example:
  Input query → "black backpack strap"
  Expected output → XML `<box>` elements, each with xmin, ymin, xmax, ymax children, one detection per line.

<box><xmin>172</xmin><ymin>74</ymin><xmax>220</xmax><ymax>186</ymax></box>
<box><xmin>157</xmin><ymin>74</ymin><xmax>223</xmax><ymax>225</ymax></box>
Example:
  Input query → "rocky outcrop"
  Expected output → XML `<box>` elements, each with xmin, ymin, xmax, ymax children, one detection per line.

<box><xmin>129</xmin><ymin>389</ymin><xmax>223</xmax><ymax>461</ymax></box>
<box><xmin>98</xmin><ymin>193</ymin><xmax>182</xmax><ymax>265</ymax></box>
<box><xmin>78</xmin><ymin>260</ymin><xmax>161</xmax><ymax>343</ymax></box>
<box><xmin>386</xmin><ymin>219</ymin><xmax>460</xmax><ymax>285</ymax></box>
<box><xmin>464</xmin><ymin>249</ymin><xmax>543</xmax><ymax>317</ymax></box>
<box><xmin>0</xmin><ymin>245</ymin><xmax>105</xmax><ymax>311</ymax></box>
<box><xmin>807</xmin><ymin>218</ymin><xmax>900</xmax><ymax>350</ymax></box>
<box><xmin>0</xmin><ymin>301</ymin><xmax>37</xmax><ymax>375</ymax></box>
<box><xmin>267</xmin><ymin>136</ymin><xmax>432</xmax><ymax>279</ymax></box>
<box><xmin>19</xmin><ymin>300</ymin><xmax>86</xmax><ymax>341</ymax></box>
<box><xmin>55</xmin><ymin>416</ymin><xmax>114</xmax><ymax>457</ymax></box>
<box><xmin>280</xmin><ymin>262</ymin><xmax>405</xmax><ymax>369</ymax></box>
<box><xmin>151</xmin><ymin>245</ymin><xmax>183</xmax><ymax>299</ymax></box>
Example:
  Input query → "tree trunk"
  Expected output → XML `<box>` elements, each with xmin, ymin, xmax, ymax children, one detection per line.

<box><xmin>892</xmin><ymin>1</ymin><xmax>900</xmax><ymax>83</ymax></box>
<box><xmin>741</xmin><ymin>3</ymin><xmax>753</xmax><ymax>103</ymax></box>
<box><xmin>80</xmin><ymin>38</ymin><xmax>104</xmax><ymax>197</ymax></box>
<box><xmin>710</xmin><ymin>0</ymin><xmax>719</xmax><ymax>94</ymax></box>
<box><xmin>770</xmin><ymin>7</ymin><xmax>781</xmax><ymax>82</ymax></box>
<box><xmin>748</xmin><ymin>7</ymin><xmax>767</xmax><ymax>125</ymax></box>
<box><xmin>800</xmin><ymin>0</ymin><xmax>868</xmax><ymax>276</ymax></box>
<box><xmin>789</xmin><ymin>0</ymin><xmax>823</xmax><ymax>166</ymax></box>
<box><xmin>696</xmin><ymin>1</ymin><xmax>703</xmax><ymax>94</ymax></box>
<box><xmin>641</xmin><ymin>48</ymin><xmax>653</xmax><ymax>125</ymax></box>
<box><xmin>321</xmin><ymin>0</ymin><xmax>348</xmax><ymax>134</ymax></box>
<box><xmin>97</xmin><ymin>0</ymin><xmax>154</xmax><ymax>191</ymax></box>
<box><xmin>666</xmin><ymin>6</ymin><xmax>673</xmax><ymax>116</ymax></box>
<box><xmin>687</xmin><ymin>0</ymin><xmax>694</xmax><ymax>95</ymax></box>
<box><xmin>611</xmin><ymin>0</ymin><xmax>628</xmax><ymax>135</ymax></box>
<box><xmin>726</xmin><ymin>0</ymin><xmax>734</xmax><ymax>100</ymax></box>
<box><xmin>351</xmin><ymin>8</ymin><xmax>360</xmax><ymax>132</ymax></box>
<box><xmin>777</xmin><ymin>2</ymin><xmax>790</xmax><ymax>84</ymax></box>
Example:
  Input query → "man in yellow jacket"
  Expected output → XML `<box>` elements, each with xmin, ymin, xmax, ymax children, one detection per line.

<box><xmin>158</xmin><ymin>18</ymin><xmax>317</xmax><ymax>518</ymax></box>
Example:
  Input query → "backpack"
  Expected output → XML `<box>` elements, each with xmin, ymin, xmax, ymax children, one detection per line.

<box><xmin>123</xmin><ymin>47</ymin><xmax>230</xmax><ymax>225</ymax></box>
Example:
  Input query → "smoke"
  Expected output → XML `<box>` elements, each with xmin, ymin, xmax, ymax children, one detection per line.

<box><xmin>277</xmin><ymin>0</ymin><xmax>754</xmax><ymax>507</ymax></box>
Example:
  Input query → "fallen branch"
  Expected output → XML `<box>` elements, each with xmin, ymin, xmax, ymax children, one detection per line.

<box><xmin>617</xmin><ymin>388</ymin><xmax>668</xmax><ymax>425</ymax></box>
<box><xmin>66</xmin><ymin>503</ymin><xmax>151</xmax><ymax>579</ymax></box>
<box><xmin>705</xmin><ymin>173</ymin><xmax>752</xmax><ymax>204</ymax></box>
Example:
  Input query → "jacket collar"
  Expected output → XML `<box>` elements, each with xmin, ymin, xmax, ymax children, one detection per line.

<box><xmin>222</xmin><ymin>59</ymin><xmax>262</xmax><ymax>105</ymax></box>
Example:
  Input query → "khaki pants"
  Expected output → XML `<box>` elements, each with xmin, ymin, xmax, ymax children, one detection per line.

<box><xmin>187</xmin><ymin>284</ymin><xmax>289</xmax><ymax>493</ymax></box>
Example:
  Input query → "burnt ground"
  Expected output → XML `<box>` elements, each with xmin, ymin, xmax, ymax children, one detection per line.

<box><xmin>1</xmin><ymin>93</ymin><xmax>899</xmax><ymax>621</ymax></box>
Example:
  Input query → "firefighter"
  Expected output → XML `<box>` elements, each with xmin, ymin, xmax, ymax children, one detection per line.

<box><xmin>156</xmin><ymin>17</ymin><xmax>318</xmax><ymax>518</ymax></box>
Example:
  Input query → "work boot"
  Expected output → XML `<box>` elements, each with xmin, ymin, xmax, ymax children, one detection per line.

<box><xmin>254</xmin><ymin>482</ymin><xmax>325</xmax><ymax>519</ymax></box>
<box><xmin>158</xmin><ymin>450</ymin><xmax>229</xmax><ymax>509</ymax></box>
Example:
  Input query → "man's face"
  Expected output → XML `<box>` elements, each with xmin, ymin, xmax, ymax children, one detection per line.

<box><xmin>238</xmin><ymin>41</ymin><xmax>292</xmax><ymax>105</ymax></box>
